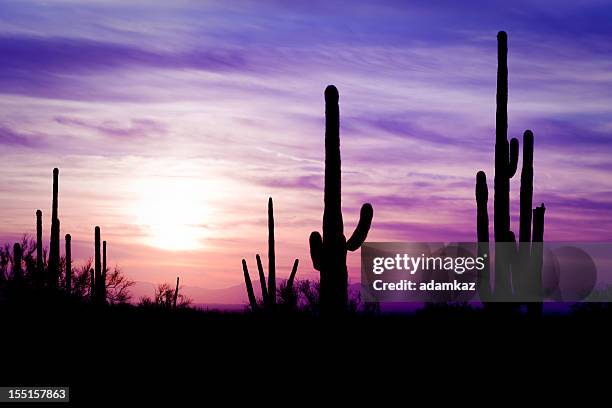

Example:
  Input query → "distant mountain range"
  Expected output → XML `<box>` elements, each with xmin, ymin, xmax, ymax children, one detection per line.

<box><xmin>130</xmin><ymin>280</ymin><xmax>253</xmax><ymax>309</ymax></box>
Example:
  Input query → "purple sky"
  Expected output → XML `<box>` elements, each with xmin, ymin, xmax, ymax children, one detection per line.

<box><xmin>1</xmin><ymin>0</ymin><xmax>611</xmax><ymax>291</ymax></box>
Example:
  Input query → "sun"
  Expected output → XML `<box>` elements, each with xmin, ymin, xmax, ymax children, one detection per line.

<box><xmin>131</xmin><ymin>177</ymin><xmax>211</xmax><ymax>251</ymax></box>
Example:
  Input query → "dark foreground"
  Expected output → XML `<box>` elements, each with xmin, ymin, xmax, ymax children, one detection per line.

<box><xmin>1</xmin><ymin>296</ymin><xmax>610</xmax><ymax>404</ymax></box>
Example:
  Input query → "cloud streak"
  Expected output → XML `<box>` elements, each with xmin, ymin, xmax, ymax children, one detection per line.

<box><xmin>0</xmin><ymin>0</ymin><xmax>611</xmax><ymax>291</ymax></box>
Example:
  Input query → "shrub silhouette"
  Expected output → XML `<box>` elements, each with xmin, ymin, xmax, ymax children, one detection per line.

<box><xmin>475</xmin><ymin>31</ymin><xmax>546</xmax><ymax>314</ymax></box>
<box><xmin>242</xmin><ymin>197</ymin><xmax>299</xmax><ymax>311</ymax></box>
<box><xmin>139</xmin><ymin>281</ymin><xmax>190</xmax><ymax>309</ymax></box>
<box><xmin>309</xmin><ymin>85</ymin><xmax>373</xmax><ymax>314</ymax></box>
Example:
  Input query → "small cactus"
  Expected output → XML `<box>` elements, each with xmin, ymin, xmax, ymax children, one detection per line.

<box><xmin>94</xmin><ymin>226</ymin><xmax>105</xmax><ymax>305</ymax></box>
<box><xmin>12</xmin><ymin>243</ymin><xmax>22</xmax><ymax>281</ymax></box>
<box><xmin>102</xmin><ymin>240</ymin><xmax>107</xmax><ymax>302</ymax></box>
<box><xmin>65</xmin><ymin>234</ymin><xmax>72</xmax><ymax>294</ymax></box>
<box><xmin>242</xmin><ymin>197</ymin><xmax>299</xmax><ymax>311</ymax></box>
<box><xmin>173</xmin><ymin>276</ymin><xmax>179</xmax><ymax>309</ymax></box>
<box><xmin>36</xmin><ymin>209</ymin><xmax>43</xmax><ymax>279</ymax></box>
<box><xmin>242</xmin><ymin>260</ymin><xmax>258</xmax><ymax>311</ymax></box>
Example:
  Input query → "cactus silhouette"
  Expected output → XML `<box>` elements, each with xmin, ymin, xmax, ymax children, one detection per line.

<box><xmin>36</xmin><ymin>209</ymin><xmax>43</xmax><ymax>280</ymax></box>
<box><xmin>48</xmin><ymin>168</ymin><xmax>60</xmax><ymax>288</ymax></box>
<box><xmin>242</xmin><ymin>259</ymin><xmax>258</xmax><ymax>310</ymax></box>
<box><xmin>242</xmin><ymin>197</ymin><xmax>299</xmax><ymax>310</ymax></box>
<box><xmin>65</xmin><ymin>234</ymin><xmax>72</xmax><ymax>294</ymax></box>
<box><xmin>309</xmin><ymin>85</ymin><xmax>373</xmax><ymax>314</ymax></box>
<box><xmin>13</xmin><ymin>243</ymin><xmax>22</xmax><ymax>281</ymax></box>
<box><xmin>94</xmin><ymin>226</ymin><xmax>106</xmax><ymax>305</ymax></box>
<box><xmin>173</xmin><ymin>276</ymin><xmax>179</xmax><ymax>309</ymax></box>
<box><xmin>476</xmin><ymin>32</ymin><xmax>546</xmax><ymax>311</ymax></box>
<box><xmin>102</xmin><ymin>240</ymin><xmax>107</xmax><ymax>302</ymax></box>
<box><xmin>89</xmin><ymin>267</ymin><xmax>95</xmax><ymax>300</ymax></box>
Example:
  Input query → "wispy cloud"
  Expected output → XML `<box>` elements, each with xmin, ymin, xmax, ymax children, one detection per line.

<box><xmin>1</xmin><ymin>0</ymin><xmax>611</xmax><ymax>290</ymax></box>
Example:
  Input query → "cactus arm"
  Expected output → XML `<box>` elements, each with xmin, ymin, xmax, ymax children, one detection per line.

<box><xmin>267</xmin><ymin>197</ymin><xmax>276</xmax><ymax>305</ymax></box>
<box><xmin>256</xmin><ymin>254</ymin><xmax>268</xmax><ymax>304</ymax></box>
<box><xmin>346</xmin><ymin>203</ymin><xmax>374</xmax><ymax>251</ymax></box>
<box><xmin>515</xmin><ymin>130</ymin><xmax>534</xmax><ymax>296</ymax></box>
<box><xmin>287</xmin><ymin>259</ymin><xmax>299</xmax><ymax>291</ymax></box>
<box><xmin>528</xmin><ymin>204</ymin><xmax>546</xmax><ymax>312</ymax></box>
<box><xmin>475</xmin><ymin>172</ymin><xmax>489</xmax><ymax>238</ymax></box>
<box><xmin>242</xmin><ymin>260</ymin><xmax>258</xmax><ymax>311</ymax></box>
<box><xmin>476</xmin><ymin>172</ymin><xmax>489</xmax><ymax>243</ymax></box>
<box><xmin>532</xmin><ymin>204</ymin><xmax>545</xmax><ymax>242</ymax></box>
<box><xmin>519</xmin><ymin>130</ymin><xmax>534</xmax><ymax>242</ymax></box>
<box><xmin>309</xmin><ymin>231</ymin><xmax>322</xmax><ymax>271</ymax></box>
<box><xmin>509</xmin><ymin>137</ymin><xmax>519</xmax><ymax>178</ymax></box>
<box><xmin>475</xmin><ymin>171</ymin><xmax>491</xmax><ymax>300</ymax></box>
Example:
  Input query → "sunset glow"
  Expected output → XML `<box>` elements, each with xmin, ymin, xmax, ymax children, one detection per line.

<box><xmin>1</xmin><ymin>0</ymin><xmax>611</xmax><ymax>300</ymax></box>
<box><xmin>130</xmin><ymin>177</ymin><xmax>212</xmax><ymax>251</ymax></box>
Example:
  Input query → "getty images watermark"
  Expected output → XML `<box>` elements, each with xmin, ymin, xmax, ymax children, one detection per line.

<box><xmin>361</xmin><ymin>242</ymin><xmax>612</xmax><ymax>303</ymax></box>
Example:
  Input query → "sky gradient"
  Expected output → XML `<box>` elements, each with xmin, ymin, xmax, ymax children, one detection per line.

<box><xmin>1</xmin><ymin>0</ymin><xmax>611</xmax><ymax>293</ymax></box>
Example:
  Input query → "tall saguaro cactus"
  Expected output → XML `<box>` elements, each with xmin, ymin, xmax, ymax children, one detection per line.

<box><xmin>476</xmin><ymin>32</ymin><xmax>546</xmax><ymax>310</ymax></box>
<box><xmin>48</xmin><ymin>168</ymin><xmax>60</xmax><ymax>287</ymax></box>
<box><xmin>309</xmin><ymin>86</ymin><xmax>373</xmax><ymax>313</ymax></box>
<box><xmin>242</xmin><ymin>197</ymin><xmax>299</xmax><ymax>310</ymax></box>
<box><xmin>65</xmin><ymin>234</ymin><xmax>72</xmax><ymax>294</ymax></box>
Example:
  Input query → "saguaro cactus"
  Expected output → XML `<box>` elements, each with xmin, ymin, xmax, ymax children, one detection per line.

<box><xmin>65</xmin><ymin>234</ymin><xmax>72</xmax><ymax>294</ymax></box>
<box><xmin>173</xmin><ymin>276</ymin><xmax>179</xmax><ymax>309</ymax></box>
<box><xmin>36</xmin><ymin>209</ymin><xmax>43</xmax><ymax>279</ymax></box>
<box><xmin>476</xmin><ymin>32</ymin><xmax>546</xmax><ymax>310</ymax></box>
<box><xmin>89</xmin><ymin>268</ymin><xmax>95</xmax><ymax>300</ymax></box>
<box><xmin>242</xmin><ymin>197</ymin><xmax>299</xmax><ymax>310</ymax></box>
<box><xmin>48</xmin><ymin>168</ymin><xmax>60</xmax><ymax>287</ymax></box>
<box><xmin>13</xmin><ymin>243</ymin><xmax>22</xmax><ymax>281</ymax></box>
<box><xmin>102</xmin><ymin>240</ymin><xmax>107</xmax><ymax>302</ymax></box>
<box><xmin>94</xmin><ymin>226</ymin><xmax>104</xmax><ymax>305</ymax></box>
<box><xmin>242</xmin><ymin>260</ymin><xmax>258</xmax><ymax>310</ymax></box>
<box><xmin>309</xmin><ymin>85</ymin><xmax>373</xmax><ymax>313</ymax></box>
